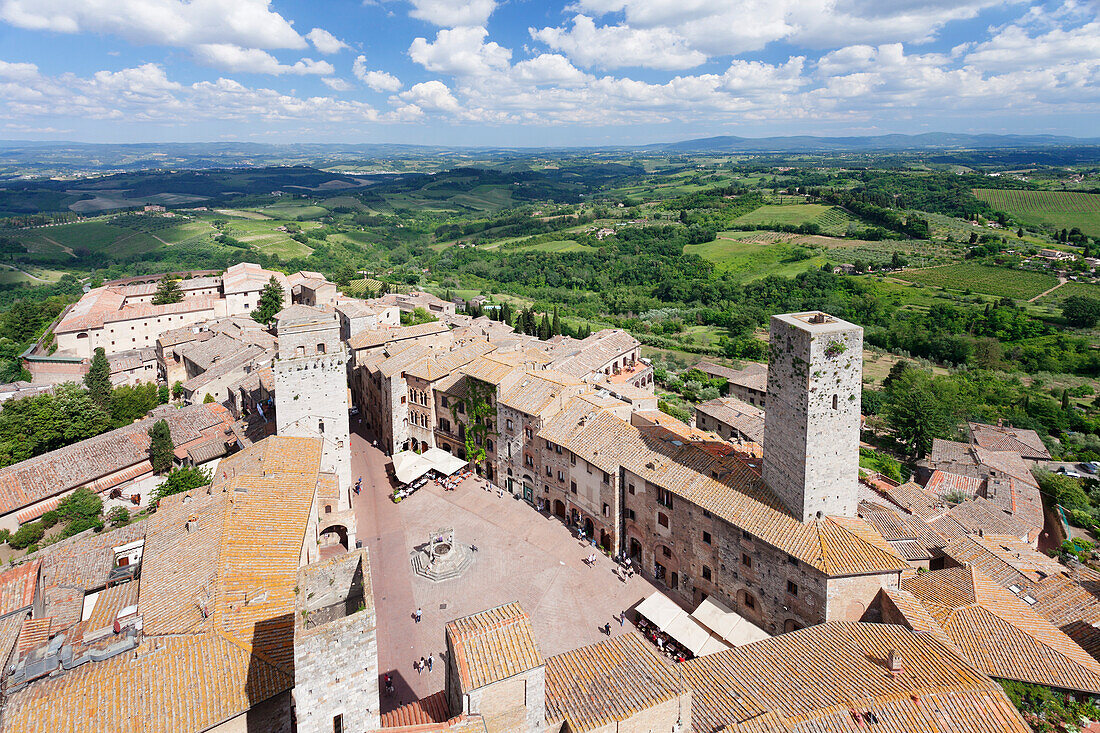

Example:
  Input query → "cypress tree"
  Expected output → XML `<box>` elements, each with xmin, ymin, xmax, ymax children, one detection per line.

<box><xmin>85</xmin><ymin>347</ymin><xmax>111</xmax><ymax>408</ymax></box>
<box><xmin>551</xmin><ymin>307</ymin><xmax>561</xmax><ymax>336</ymax></box>
<box><xmin>148</xmin><ymin>419</ymin><xmax>175</xmax><ymax>474</ymax></box>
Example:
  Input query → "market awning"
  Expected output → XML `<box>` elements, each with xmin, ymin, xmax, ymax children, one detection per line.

<box><xmin>690</xmin><ymin>596</ymin><xmax>770</xmax><ymax>647</ymax></box>
<box><xmin>391</xmin><ymin>448</ymin><xmax>470</xmax><ymax>484</ymax></box>
<box><xmin>636</xmin><ymin>592</ymin><xmax>684</xmax><ymax>631</ymax></box>
<box><xmin>636</xmin><ymin>591</ymin><xmax>733</xmax><ymax>657</ymax></box>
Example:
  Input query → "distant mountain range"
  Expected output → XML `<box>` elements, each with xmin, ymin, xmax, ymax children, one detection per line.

<box><xmin>652</xmin><ymin>132</ymin><xmax>1100</xmax><ymax>152</ymax></box>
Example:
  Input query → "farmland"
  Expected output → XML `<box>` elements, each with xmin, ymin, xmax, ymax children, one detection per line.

<box><xmin>973</xmin><ymin>188</ymin><xmax>1100</xmax><ymax>237</ymax></box>
<box><xmin>731</xmin><ymin>203</ymin><xmax>857</xmax><ymax>235</ymax></box>
<box><xmin>896</xmin><ymin>262</ymin><xmax>1058</xmax><ymax>300</ymax></box>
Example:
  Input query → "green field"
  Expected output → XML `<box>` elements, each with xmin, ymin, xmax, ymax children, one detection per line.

<box><xmin>1035</xmin><ymin>280</ymin><xmax>1100</xmax><ymax>306</ymax></box>
<box><xmin>731</xmin><ymin>203</ymin><xmax>856</xmax><ymax>235</ymax></box>
<box><xmin>896</xmin><ymin>263</ymin><xmax>1058</xmax><ymax>300</ymax></box>
<box><xmin>685</xmin><ymin>238</ymin><xmax>825</xmax><ymax>282</ymax></box>
<box><xmin>258</xmin><ymin>203</ymin><xmax>329</xmax><ymax>219</ymax></box>
<box><xmin>973</xmin><ymin>189</ymin><xmax>1100</xmax><ymax>237</ymax></box>
<box><xmin>11</xmin><ymin>221</ymin><xmax>165</xmax><ymax>261</ymax></box>
<box><xmin>510</xmin><ymin>239</ymin><xmax>594</xmax><ymax>253</ymax></box>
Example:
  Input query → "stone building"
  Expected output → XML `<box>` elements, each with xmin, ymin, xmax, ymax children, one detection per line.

<box><xmin>695</xmin><ymin>361</ymin><xmax>768</xmax><ymax>407</ymax></box>
<box><xmin>293</xmin><ymin>550</ymin><xmax>379</xmax><ymax>733</ymax></box>
<box><xmin>694</xmin><ymin>396</ymin><xmax>764</xmax><ymax>444</ymax></box>
<box><xmin>275</xmin><ymin>306</ymin><xmax>353</xmax><ymax>522</ymax></box>
<box><xmin>762</xmin><ymin>312</ymin><xmax>862</xmax><ymax>522</ymax></box>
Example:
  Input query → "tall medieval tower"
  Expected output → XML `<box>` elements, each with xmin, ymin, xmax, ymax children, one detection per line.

<box><xmin>763</xmin><ymin>311</ymin><xmax>862</xmax><ymax>522</ymax></box>
<box><xmin>275</xmin><ymin>306</ymin><xmax>353</xmax><ymax>511</ymax></box>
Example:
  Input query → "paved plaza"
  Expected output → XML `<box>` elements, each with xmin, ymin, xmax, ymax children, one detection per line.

<box><xmin>349</xmin><ymin>429</ymin><xmax>663</xmax><ymax>711</ymax></box>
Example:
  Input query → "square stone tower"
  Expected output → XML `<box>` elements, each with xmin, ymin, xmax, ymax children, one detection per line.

<box><xmin>275</xmin><ymin>305</ymin><xmax>353</xmax><ymax>510</ymax></box>
<box><xmin>763</xmin><ymin>311</ymin><xmax>862</xmax><ymax>521</ymax></box>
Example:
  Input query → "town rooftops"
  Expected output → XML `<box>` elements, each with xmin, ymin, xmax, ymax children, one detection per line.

<box><xmin>695</xmin><ymin>360</ymin><xmax>768</xmax><ymax>391</ymax></box>
<box><xmin>695</xmin><ymin>396</ymin><xmax>764</xmax><ymax>442</ymax></box>
<box><xmin>447</xmin><ymin>602</ymin><xmax>543</xmax><ymax>692</ymax></box>
<box><xmin>545</xmin><ymin>329</ymin><xmax>639</xmax><ymax>377</ymax></box>
<box><xmin>544</xmin><ymin>632</ymin><xmax>684</xmax><ymax>733</ymax></box>
<box><xmin>901</xmin><ymin>566</ymin><xmax>1100</xmax><ymax>694</ymax></box>
<box><xmin>405</xmin><ymin>340</ymin><xmax>497</xmax><ymax>382</ymax></box>
<box><xmin>349</xmin><ymin>320</ymin><xmax>451</xmax><ymax>350</ymax></box>
<box><xmin>968</xmin><ymin>421</ymin><xmax>1051</xmax><ymax>460</ymax></box>
<box><xmin>538</xmin><ymin>408</ymin><xmax>908</xmax><ymax>576</ymax></box>
<box><xmin>221</xmin><ymin>261</ymin><xmax>288</xmax><ymax>294</ymax></box>
<box><xmin>2</xmin><ymin>435</ymin><xmax>324</xmax><ymax>733</ymax></box>
<box><xmin>0</xmin><ymin>403</ymin><xmax>234</xmax><ymax>519</ymax></box>
<box><xmin>0</xmin><ymin>561</ymin><xmax>39</xmax><ymax>618</ymax></box>
<box><xmin>681</xmin><ymin>621</ymin><xmax>1029</xmax><ymax>733</ymax></box>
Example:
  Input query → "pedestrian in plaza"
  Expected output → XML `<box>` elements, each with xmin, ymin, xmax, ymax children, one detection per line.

<box><xmin>420</xmin><ymin>656</ymin><xmax>427</xmax><ymax>674</ymax></box>
<box><xmin>618</xmin><ymin>611</ymin><xmax>626</xmax><ymax>627</ymax></box>
<box><xmin>426</xmin><ymin>655</ymin><xmax>433</xmax><ymax>672</ymax></box>
<box><xmin>415</xmin><ymin>659</ymin><xmax>422</xmax><ymax>675</ymax></box>
<box><xmin>414</xmin><ymin>607</ymin><xmax>423</xmax><ymax>623</ymax></box>
<box><xmin>603</xmin><ymin>622</ymin><xmax>612</xmax><ymax>636</ymax></box>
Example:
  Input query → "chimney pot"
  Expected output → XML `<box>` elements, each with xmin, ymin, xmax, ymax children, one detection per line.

<box><xmin>887</xmin><ymin>649</ymin><xmax>904</xmax><ymax>677</ymax></box>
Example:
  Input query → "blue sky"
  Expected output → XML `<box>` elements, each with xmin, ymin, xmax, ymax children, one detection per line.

<box><xmin>0</xmin><ymin>0</ymin><xmax>1098</xmax><ymax>146</ymax></box>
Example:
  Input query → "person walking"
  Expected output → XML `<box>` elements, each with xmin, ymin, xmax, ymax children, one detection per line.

<box><xmin>414</xmin><ymin>607</ymin><xmax>423</xmax><ymax>623</ymax></box>
<box><xmin>618</xmin><ymin>611</ymin><xmax>626</xmax><ymax>627</ymax></box>
<box><xmin>415</xmin><ymin>659</ymin><xmax>422</xmax><ymax>675</ymax></box>
<box><xmin>420</xmin><ymin>656</ymin><xmax>427</xmax><ymax>675</ymax></box>
<box><xmin>426</xmin><ymin>655</ymin><xmax>433</xmax><ymax>672</ymax></box>
<box><xmin>603</xmin><ymin>622</ymin><xmax>612</xmax><ymax>636</ymax></box>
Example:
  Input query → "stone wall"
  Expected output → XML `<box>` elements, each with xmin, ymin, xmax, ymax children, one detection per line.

<box><xmin>624</xmin><ymin>468</ymin><xmax>828</xmax><ymax>634</ymax></box>
<box><xmin>763</xmin><ymin>312</ymin><xmax>862</xmax><ymax>522</ymax></box>
<box><xmin>826</xmin><ymin>572</ymin><xmax>900</xmax><ymax>623</ymax></box>
<box><xmin>293</xmin><ymin>550</ymin><xmax>379</xmax><ymax>733</ymax></box>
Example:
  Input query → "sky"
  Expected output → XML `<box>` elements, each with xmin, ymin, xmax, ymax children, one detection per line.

<box><xmin>0</xmin><ymin>0</ymin><xmax>1098</xmax><ymax>146</ymax></box>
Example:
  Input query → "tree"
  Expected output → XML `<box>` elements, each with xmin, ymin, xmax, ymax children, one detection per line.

<box><xmin>148</xmin><ymin>419</ymin><xmax>174</xmax><ymax>474</ymax></box>
<box><xmin>1063</xmin><ymin>296</ymin><xmax>1100</xmax><ymax>328</ymax></box>
<box><xmin>151</xmin><ymin>277</ymin><xmax>183</xmax><ymax>305</ymax></box>
<box><xmin>882</xmin><ymin>369</ymin><xmax>953</xmax><ymax>457</ymax></box>
<box><xmin>151</xmin><ymin>466</ymin><xmax>212</xmax><ymax>503</ymax></box>
<box><xmin>108</xmin><ymin>506</ymin><xmax>131</xmax><ymax>528</ymax></box>
<box><xmin>158</xmin><ymin>384</ymin><xmax>169</xmax><ymax>404</ymax></box>
<box><xmin>539</xmin><ymin>313</ymin><xmax>551</xmax><ymax>340</ymax></box>
<box><xmin>57</xmin><ymin>487</ymin><xmax>103</xmax><ymax>523</ymax></box>
<box><xmin>551</xmin><ymin>307</ymin><xmax>562</xmax><ymax>336</ymax></box>
<box><xmin>85</xmin><ymin>347</ymin><xmax>111</xmax><ymax>408</ymax></box>
<box><xmin>250</xmin><ymin>276</ymin><xmax>285</xmax><ymax>325</ymax></box>
<box><xmin>172</xmin><ymin>381</ymin><xmax>184</xmax><ymax>399</ymax></box>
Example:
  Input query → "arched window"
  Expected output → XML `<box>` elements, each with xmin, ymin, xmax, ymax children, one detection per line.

<box><xmin>832</xmin><ymin>394</ymin><xmax>838</xmax><ymax>410</ymax></box>
<box><xmin>317</xmin><ymin>343</ymin><xmax>326</xmax><ymax>354</ymax></box>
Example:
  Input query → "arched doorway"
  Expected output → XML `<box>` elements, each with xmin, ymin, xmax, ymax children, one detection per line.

<box><xmin>600</xmin><ymin>530</ymin><xmax>610</xmax><ymax>550</ymax></box>
<box><xmin>319</xmin><ymin>524</ymin><xmax>348</xmax><ymax>554</ymax></box>
<box><xmin>629</xmin><ymin>538</ymin><xmax>642</xmax><ymax>559</ymax></box>
<box><xmin>584</xmin><ymin>518</ymin><xmax>594</xmax><ymax>538</ymax></box>
<box><xmin>783</xmin><ymin>619</ymin><xmax>802</xmax><ymax>633</ymax></box>
<box><xmin>554</xmin><ymin>500</ymin><xmax>566</xmax><ymax>518</ymax></box>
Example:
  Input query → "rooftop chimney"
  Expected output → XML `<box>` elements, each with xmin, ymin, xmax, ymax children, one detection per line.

<box><xmin>886</xmin><ymin>649</ymin><xmax>904</xmax><ymax>678</ymax></box>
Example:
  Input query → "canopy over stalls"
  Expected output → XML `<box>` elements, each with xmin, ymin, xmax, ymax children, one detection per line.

<box><xmin>391</xmin><ymin>448</ymin><xmax>469</xmax><ymax>484</ymax></box>
<box><xmin>635</xmin><ymin>592</ymin><xmax>735</xmax><ymax>657</ymax></box>
<box><xmin>690</xmin><ymin>596</ymin><xmax>770</xmax><ymax>647</ymax></box>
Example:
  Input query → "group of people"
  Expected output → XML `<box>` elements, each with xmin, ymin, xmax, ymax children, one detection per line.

<box><xmin>414</xmin><ymin>655</ymin><xmax>434</xmax><ymax>674</ymax></box>
<box><xmin>437</xmin><ymin>469</ymin><xmax>474</xmax><ymax>492</ymax></box>
<box><xmin>635</xmin><ymin>616</ymin><xmax>689</xmax><ymax>663</ymax></box>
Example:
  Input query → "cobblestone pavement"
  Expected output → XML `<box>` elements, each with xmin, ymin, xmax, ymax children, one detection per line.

<box><xmin>349</xmin><ymin>426</ymin><xmax>662</xmax><ymax>711</ymax></box>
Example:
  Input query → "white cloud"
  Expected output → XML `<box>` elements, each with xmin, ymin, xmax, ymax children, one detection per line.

<box><xmin>353</xmin><ymin>54</ymin><xmax>403</xmax><ymax>91</ymax></box>
<box><xmin>398</xmin><ymin>80</ymin><xmax>462</xmax><ymax>112</ymax></box>
<box><xmin>193</xmin><ymin>44</ymin><xmax>335</xmax><ymax>75</ymax></box>
<box><xmin>0</xmin><ymin>59</ymin><xmax>39</xmax><ymax>80</ymax></box>
<box><xmin>407</xmin><ymin>0</ymin><xmax>496</xmax><ymax>27</ymax></box>
<box><xmin>531</xmin><ymin>15</ymin><xmax>707</xmax><ymax>70</ymax></box>
<box><xmin>322</xmin><ymin>77</ymin><xmax>352</xmax><ymax>91</ymax></box>
<box><xmin>964</xmin><ymin>20</ymin><xmax>1100</xmax><ymax>70</ymax></box>
<box><xmin>409</xmin><ymin>26</ymin><xmax>511</xmax><ymax>76</ymax></box>
<box><xmin>511</xmin><ymin>54</ymin><xmax>588</xmax><ymax>86</ymax></box>
<box><xmin>0</xmin><ymin>0</ymin><xmax>305</xmax><ymax>49</ymax></box>
<box><xmin>306</xmin><ymin>28</ymin><xmax>349</xmax><ymax>55</ymax></box>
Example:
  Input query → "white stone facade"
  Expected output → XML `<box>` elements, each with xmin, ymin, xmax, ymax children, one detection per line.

<box><xmin>763</xmin><ymin>312</ymin><xmax>863</xmax><ymax>521</ymax></box>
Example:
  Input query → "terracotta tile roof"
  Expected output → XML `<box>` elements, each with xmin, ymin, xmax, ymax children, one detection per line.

<box><xmin>929</xmin><ymin>438</ymin><xmax>974</xmax><ymax>464</ymax></box>
<box><xmin>3</xmin><ymin>632</ymin><xmax>291</xmax><ymax>733</ymax></box>
<box><xmin>0</xmin><ymin>561</ymin><xmax>39</xmax><ymax>617</ymax></box>
<box><xmin>105</xmin><ymin>297</ymin><xmax>217</xmax><ymax>325</ymax></box>
<box><xmin>447</xmin><ymin>602</ymin><xmax>543</xmax><ymax>691</ymax></box>
<box><xmin>497</xmin><ymin>371</ymin><xmax>585</xmax><ymax>416</ymax></box>
<box><xmin>84</xmin><ymin>579</ymin><xmax>140</xmax><ymax>633</ymax></box>
<box><xmin>972</xmin><ymin>447</ymin><xmax>1038</xmax><ymax>488</ymax></box>
<box><xmin>901</xmin><ymin>566</ymin><xmax>1100</xmax><ymax>694</ymax></box>
<box><xmin>15</xmin><ymin>618</ymin><xmax>51</xmax><ymax>659</ymax></box>
<box><xmin>538</xmin><ymin>409</ymin><xmax>907</xmax><ymax>576</ymax></box>
<box><xmin>460</xmin><ymin>354</ymin><xmax>522</xmax><ymax>386</ymax></box>
<box><xmin>968</xmin><ymin>422</ymin><xmax>1051</xmax><ymax>460</ymax></box>
<box><xmin>0</xmin><ymin>403</ymin><xmax>233</xmax><ymax>517</ymax></box>
<box><xmin>405</xmin><ymin>341</ymin><xmax>497</xmax><ymax>382</ymax></box>
<box><xmin>682</xmin><ymin>621</ymin><xmax>1028</xmax><ymax>733</ymax></box>
<box><xmin>2</xmin><ymin>435</ymin><xmax>324</xmax><ymax>733</ymax></box>
<box><xmin>876</xmin><ymin>481</ymin><xmax>947</xmax><ymax>521</ymax></box>
<box><xmin>0</xmin><ymin>612</ymin><xmax>27</xmax><ymax>666</ymax></box>
<box><xmin>381</xmin><ymin>690</ymin><xmax>453</xmax><ymax>728</ymax></box>
<box><xmin>880</xmin><ymin>588</ymin><xmax>956</xmax><ymax>648</ymax></box>
<box><xmin>926</xmin><ymin>470</ymin><xmax>983</xmax><ymax>499</ymax></box>
<box><xmin>24</xmin><ymin>521</ymin><xmax>148</xmax><ymax>631</ymax></box>
<box><xmin>544</xmin><ymin>632</ymin><xmax>683</xmax><ymax>733</ymax></box>
<box><xmin>856</xmin><ymin>503</ymin><xmax>945</xmax><ymax>559</ymax></box>
<box><xmin>695</xmin><ymin>397</ymin><xmax>764</xmax><ymax>442</ymax></box>
<box><xmin>929</xmin><ymin>498</ymin><xmax>1031</xmax><ymax>542</ymax></box>
<box><xmin>941</xmin><ymin>535</ymin><xmax>1100</xmax><ymax>659</ymax></box>
<box><xmin>54</xmin><ymin>287</ymin><xmax>127</xmax><ymax>333</ymax></box>
<box><xmin>349</xmin><ymin>321</ymin><xmax>450</xmax><ymax>350</ymax></box>
<box><xmin>545</xmin><ymin>329</ymin><xmax>639</xmax><ymax>377</ymax></box>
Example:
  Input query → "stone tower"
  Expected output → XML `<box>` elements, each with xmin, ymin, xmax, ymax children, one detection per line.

<box><xmin>763</xmin><ymin>311</ymin><xmax>862</xmax><ymax>522</ymax></box>
<box><xmin>275</xmin><ymin>306</ymin><xmax>353</xmax><ymax>510</ymax></box>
